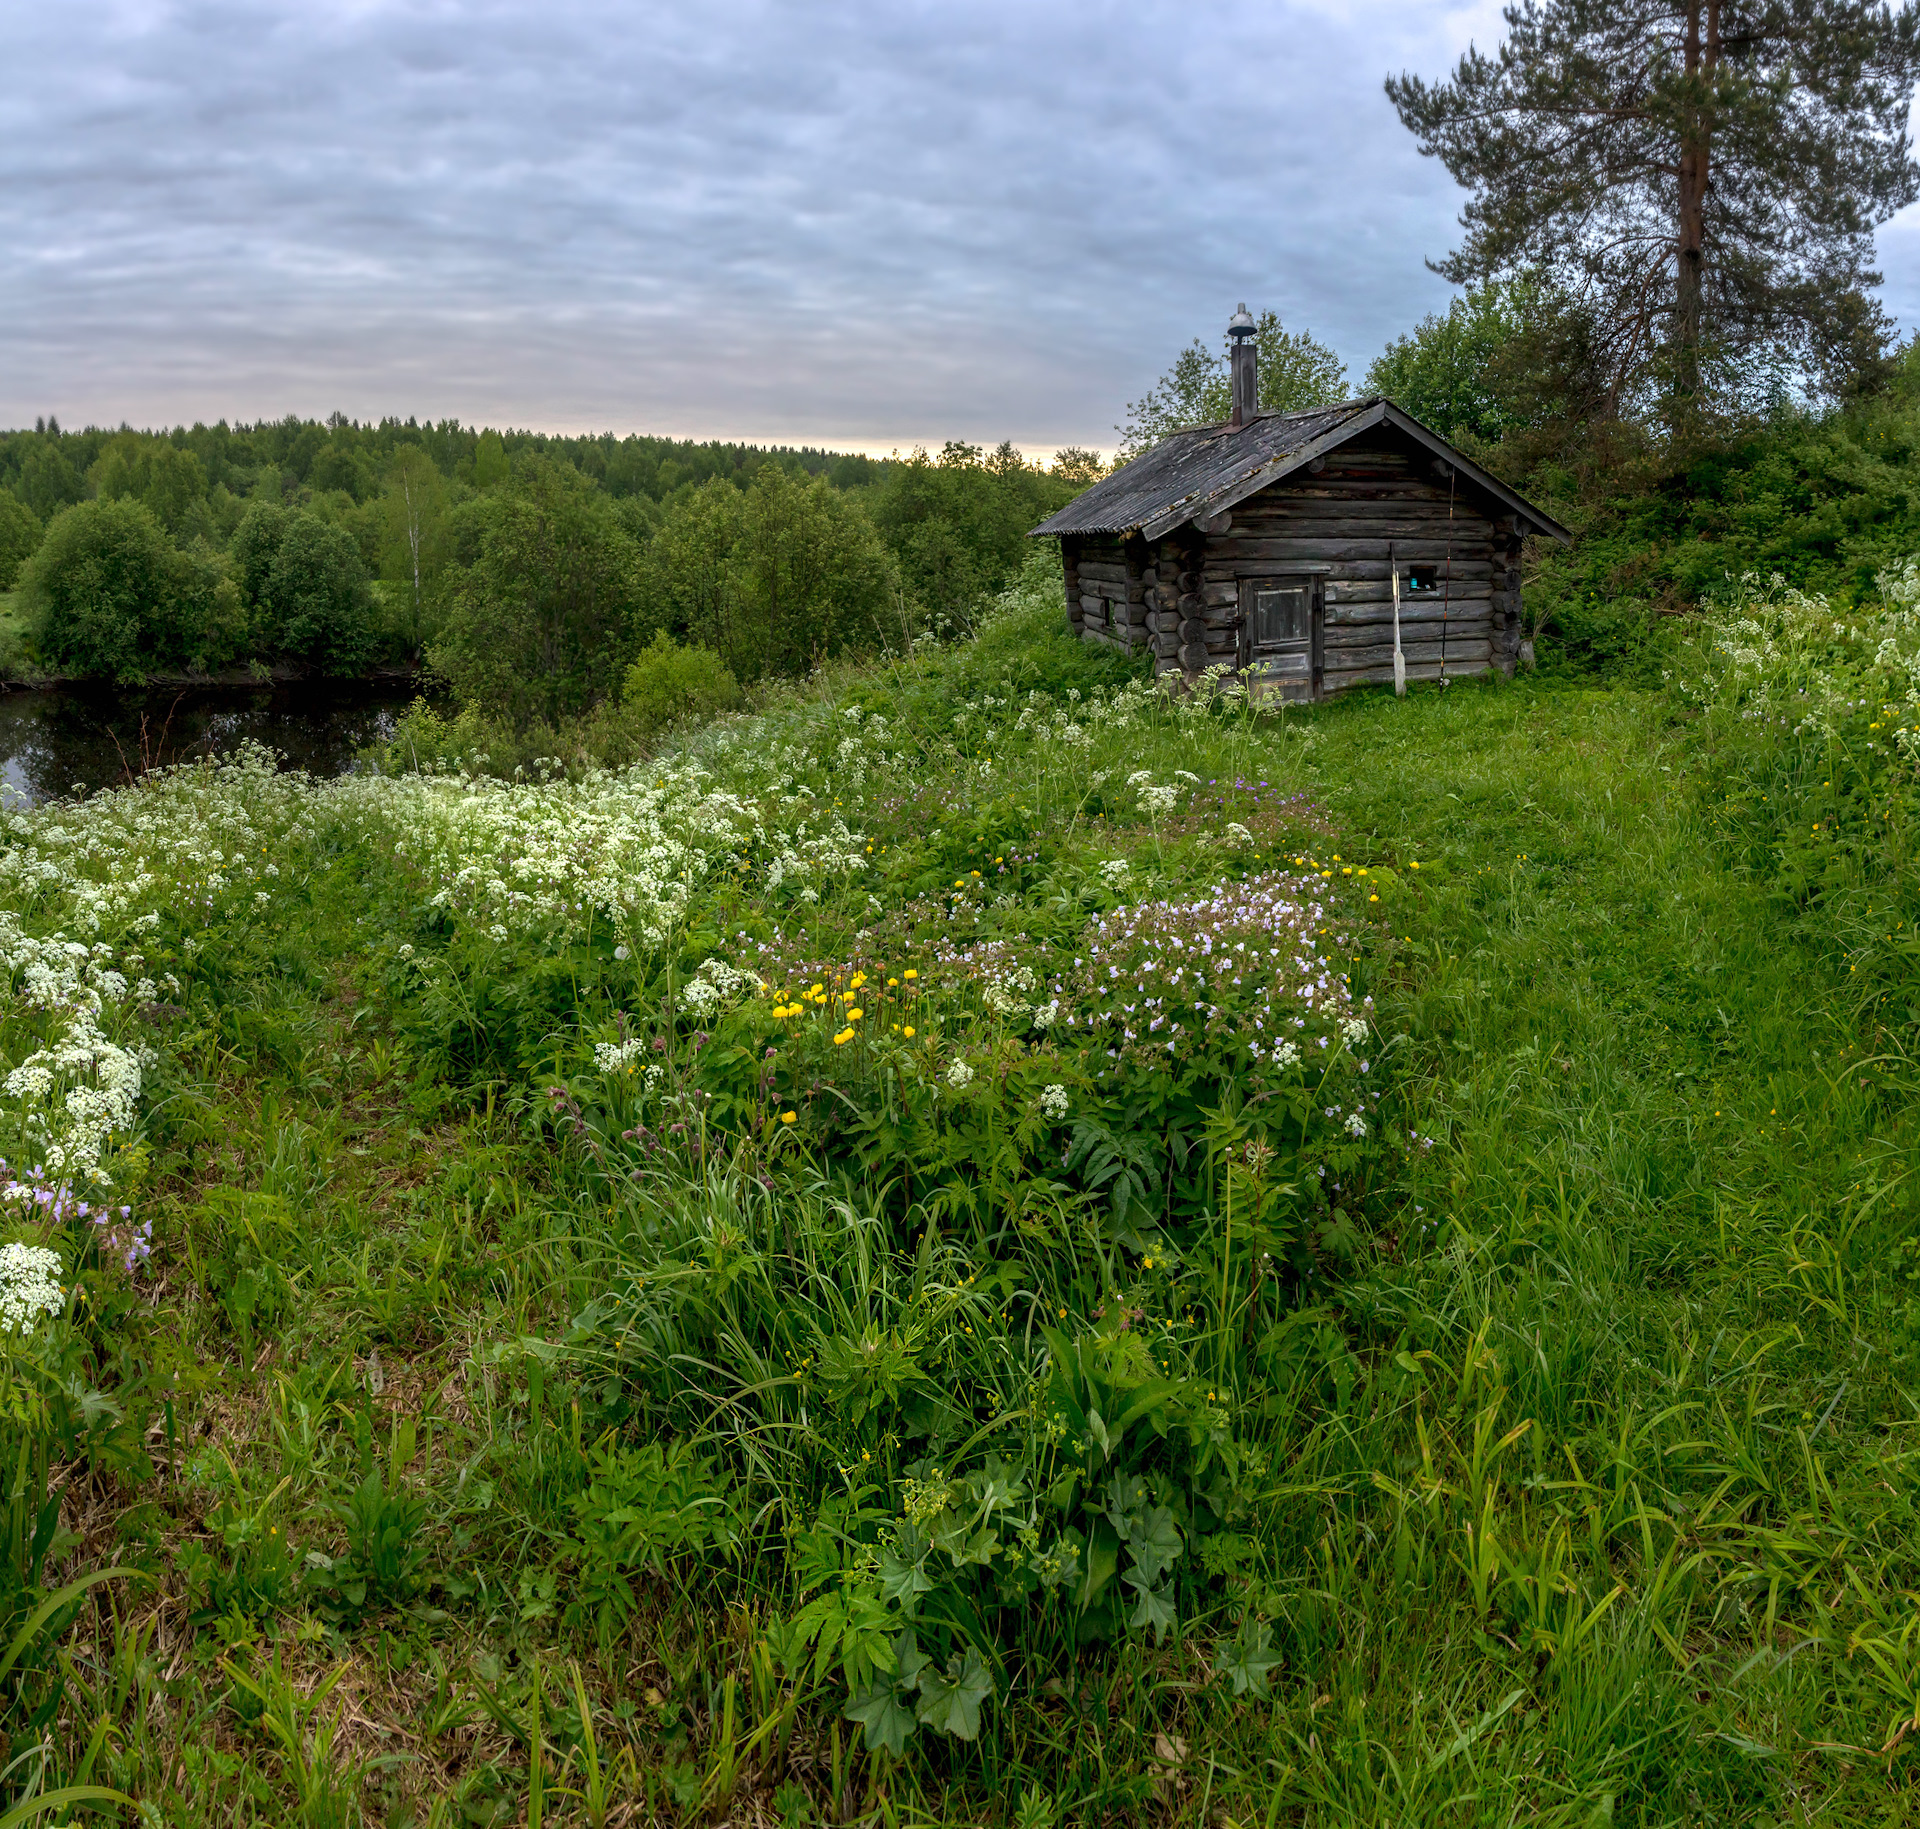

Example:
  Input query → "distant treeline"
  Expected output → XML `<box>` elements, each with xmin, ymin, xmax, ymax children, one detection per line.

<box><xmin>0</xmin><ymin>414</ymin><xmax>882</xmax><ymax>526</ymax></box>
<box><xmin>0</xmin><ymin>415</ymin><xmax>1097</xmax><ymax>716</ymax></box>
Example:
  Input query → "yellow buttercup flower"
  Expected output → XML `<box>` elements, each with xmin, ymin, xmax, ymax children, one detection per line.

<box><xmin>781</xmin><ymin>1110</ymin><xmax>797</xmax><ymax>1123</ymax></box>
<box><xmin>903</xmin><ymin>1025</ymin><xmax>915</xmax><ymax>1038</ymax></box>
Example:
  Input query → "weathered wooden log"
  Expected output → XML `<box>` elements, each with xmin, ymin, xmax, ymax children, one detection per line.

<box><xmin>1230</xmin><ymin>510</ymin><xmax>1498</xmax><ymax>539</ymax></box>
<box><xmin>1323</xmin><ymin>637</ymin><xmax>1493</xmax><ymax>668</ymax></box>
<box><xmin>1219</xmin><ymin>537</ymin><xmax>1492</xmax><ymax>563</ymax></box>
<box><xmin>1179</xmin><ymin>618</ymin><xmax>1209</xmax><ymax>642</ymax></box>
<box><xmin>1151</xmin><ymin>632</ymin><xmax>1180</xmax><ymax>658</ymax></box>
<box><xmin>1322</xmin><ymin>571</ymin><xmax>1494</xmax><ymax>603</ymax></box>
<box><xmin>1237</xmin><ymin>490</ymin><xmax>1491</xmax><ymax>514</ymax></box>
<box><xmin>1324</xmin><ymin>599</ymin><xmax>1494</xmax><ymax>628</ymax></box>
<box><xmin>1324</xmin><ymin>659</ymin><xmax>1491</xmax><ymax>691</ymax></box>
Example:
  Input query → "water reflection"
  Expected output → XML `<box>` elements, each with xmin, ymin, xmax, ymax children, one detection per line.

<box><xmin>0</xmin><ymin>680</ymin><xmax>431</xmax><ymax>807</ymax></box>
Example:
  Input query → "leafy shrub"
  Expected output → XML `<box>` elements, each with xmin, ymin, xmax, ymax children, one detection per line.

<box><xmin>428</xmin><ymin>457</ymin><xmax>651</xmax><ymax>724</ymax></box>
<box><xmin>19</xmin><ymin>497</ymin><xmax>237</xmax><ymax>681</ymax></box>
<box><xmin>0</xmin><ymin>492</ymin><xmax>41</xmax><ymax>590</ymax></box>
<box><xmin>866</xmin><ymin>443</ymin><xmax>1076</xmax><ymax>629</ymax></box>
<box><xmin>231</xmin><ymin>502</ymin><xmax>378</xmax><ymax>673</ymax></box>
<box><xmin>622</xmin><ymin>632</ymin><xmax>742</xmax><ymax>733</ymax></box>
<box><xmin>562</xmin><ymin>1439</ymin><xmax>743</xmax><ymax>1647</ymax></box>
<box><xmin>647</xmin><ymin>464</ymin><xmax>899</xmax><ymax>680</ymax></box>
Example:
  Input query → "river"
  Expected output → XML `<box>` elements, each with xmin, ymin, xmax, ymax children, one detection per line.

<box><xmin>0</xmin><ymin>680</ymin><xmax>429</xmax><ymax>808</ymax></box>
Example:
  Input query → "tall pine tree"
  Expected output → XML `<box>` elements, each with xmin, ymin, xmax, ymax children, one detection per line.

<box><xmin>1388</xmin><ymin>2</ymin><xmax>1920</xmax><ymax>412</ymax></box>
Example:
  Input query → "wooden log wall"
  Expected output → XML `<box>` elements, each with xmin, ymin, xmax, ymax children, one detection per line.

<box><xmin>1066</xmin><ymin>436</ymin><xmax>1533</xmax><ymax>693</ymax></box>
<box><xmin>1064</xmin><ymin>534</ymin><xmax>1151</xmax><ymax>652</ymax></box>
<box><xmin>1193</xmin><ymin>437</ymin><xmax>1512</xmax><ymax>695</ymax></box>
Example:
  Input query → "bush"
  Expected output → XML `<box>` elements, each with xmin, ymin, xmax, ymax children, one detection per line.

<box><xmin>621</xmin><ymin>632</ymin><xmax>741</xmax><ymax>732</ymax></box>
<box><xmin>19</xmin><ymin>498</ymin><xmax>234</xmax><ymax>681</ymax></box>
<box><xmin>428</xmin><ymin>458</ymin><xmax>650</xmax><ymax>725</ymax></box>
<box><xmin>231</xmin><ymin>502</ymin><xmax>379</xmax><ymax>674</ymax></box>
<box><xmin>647</xmin><ymin>465</ymin><xmax>900</xmax><ymax>680</ymax></box>
<box><xmin>0</xmin><ymin>493</ymin><xmax>42</xmax><ymax>590</ymax></box>
<box><xmin>269</xmin><ymin>516</ymin><xmax>378</xmax><ymax>673</ymax></box>
<box><xmin>866</xmin><ymin>443</ymin><xmax>1076</xmax><ymax>631</ymax></box>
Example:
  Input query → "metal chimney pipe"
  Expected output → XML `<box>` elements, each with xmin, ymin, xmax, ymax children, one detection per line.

<box><xmin>1228</xmin><ymin>304</ymin><xmax>1257</xmax><ymax>427</ymax></box>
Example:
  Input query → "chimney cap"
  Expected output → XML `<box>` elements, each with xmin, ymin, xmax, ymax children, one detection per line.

<box><xmin>1227</xmin><ymin>304</ymin><xmax>1256</xmax><ymax>343</ymax></box>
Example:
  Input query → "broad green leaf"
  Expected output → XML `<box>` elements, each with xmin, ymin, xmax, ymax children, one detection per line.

<box><xmin>1103</xmin><ymin>1472</ymin><xmax>1148</xmax><ymax>1533</ymax></box>
<box><xmin>1215</xmin><ymin>1620</ymin><xmax>1283</xmax><ymax>1696</ymax></box>
<box><xmin>1126</xmin><ymin>1505</ymin><xmax>1183</xmax><ymax>1585</ymax></box>
<box><xmin>891</xmin><ymin>1626</ymin><xmax>930</xmax><ymax>1689</ymax></box>
<box><xmin>915</xmin><ymin>1648</ymin><xmax>993</xmax><ymax>1740</ymax></box>
<box><xmin>1077</xmin><ymin>1528</ymin><xmax>1120</xmax><ymax>1609</ymax></box>
<box><xmin>844</xmin><ymin>1679</ymin><xmax>917</xmax><ymax>1756</ymax></box>
<box><xmin>877</xmin><ymin>1542</ymin><xmax>934</xmax><ymax>1609</ymax></box>
<box><xmin>1129</xmin><ymin>1581</ymin><xmax>1177</xmax><ymax>1643</ymax></box>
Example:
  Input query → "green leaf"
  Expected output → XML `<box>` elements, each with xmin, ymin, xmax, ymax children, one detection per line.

<box><xmin>1125</xmin><ymin>1505</ymin><xmax>1183</xmax><ymax>1585</ymax></box>
<box><xmin>877</xmin><ymin>1539</ymin><xmax>934</xmax><ymax>1610</ymax></box>
<box><xmin>1128</xmin><ymin>1581</ymin><xmax>1177</xmax><ymax>1643</ymax></box>
<box><xmin>0</xmin><ymin>1787</ymin><xmax>136</xmax><ymax>1829</ymax></box>
<box><xmin>1103</xmin><ymin>1472</ymin><xmax>1149</xmax><ymax>1533</ymax></box>
<box><xmin>915</xmin><ymin>1648</ymin><xmax>993</xmax><ymax>1741</ymax></box>
<box><xmin>1077</xmin><ymin>1528</ymin><xmax>1120</xmax><ymax>1609</ymax></box>
<box><xmin>845</xmin><ymin>1678</ymin><xmax>918</xmax><ymax>1756</ymax></box>
<box><xmin>1214</xmin><ymin>1619</ymin><xmax>1284</xmax><ymax>1697</ymax></box>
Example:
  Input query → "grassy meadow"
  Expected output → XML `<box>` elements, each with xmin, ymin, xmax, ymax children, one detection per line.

<box><xmin>5</xmin><ymin>561</ymin><xmax>1920</xmax><ymax>1827</ymax></box>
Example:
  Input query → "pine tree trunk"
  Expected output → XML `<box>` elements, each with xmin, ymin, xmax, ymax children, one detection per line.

<box><xmin>1673</xmin><ymin>0</ymin><xmax>1717</xmax><ymax>402</ymax></box>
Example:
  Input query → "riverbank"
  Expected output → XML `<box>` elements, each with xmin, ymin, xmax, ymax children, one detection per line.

<box><xmin>0</xmin><ymin>673</ymin><xmax>429</xmax><ymax>803</ymax></box>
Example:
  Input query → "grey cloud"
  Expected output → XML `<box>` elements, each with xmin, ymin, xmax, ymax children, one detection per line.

<box><xmin>5</xmin><ymin>1</ymin><xmax>1918</xmax><ymax>451</ymax></box>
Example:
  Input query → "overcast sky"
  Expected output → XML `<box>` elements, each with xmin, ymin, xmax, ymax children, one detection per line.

<box><xmin>8</xmin><ymin>0</ymin><xmax>1920</xmax><ymax>457</ymax></box>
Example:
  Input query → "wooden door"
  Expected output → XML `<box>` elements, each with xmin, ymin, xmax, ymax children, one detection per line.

<box><xmin>1239</xmin><ymin>576</ymin><xmax>1318</xmax><ymax>701</ymax></box>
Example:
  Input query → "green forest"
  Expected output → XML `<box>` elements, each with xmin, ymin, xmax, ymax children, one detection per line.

<box><xmin>0</xmin><ymin>416</ymin><xmax>1093</xmax><ymax>721</ymax></box>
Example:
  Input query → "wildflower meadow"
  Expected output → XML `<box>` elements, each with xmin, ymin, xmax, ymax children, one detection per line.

<box><xmin>7</xmin><ymin>559</ymin><xmax>1920</xmax><ymax>1824</ymax></box>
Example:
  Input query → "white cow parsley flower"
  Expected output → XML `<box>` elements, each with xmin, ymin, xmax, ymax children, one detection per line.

<box><xmin>0</xmin><ymin>1243</ymin><xmax>65</xmax><ymax>1336</ymax></box>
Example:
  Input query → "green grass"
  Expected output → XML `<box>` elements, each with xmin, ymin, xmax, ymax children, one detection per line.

<box><xmin>4</xmin><ymin>597</ymin><xmax>1920</xmax><ymax>1826</ymax></box>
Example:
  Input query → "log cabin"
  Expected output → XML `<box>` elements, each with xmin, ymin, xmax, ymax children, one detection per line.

<box><xmin>1032</xmin><ymin>307</ymin><xmax>1572</xmax><ymax>700</ymax></box>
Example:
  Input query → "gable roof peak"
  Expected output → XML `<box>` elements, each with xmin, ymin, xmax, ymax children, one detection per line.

<box><xmin>1032</xmin><ymin>397</ymin><xmax>1569</xmax><ymax>544</ymax></box>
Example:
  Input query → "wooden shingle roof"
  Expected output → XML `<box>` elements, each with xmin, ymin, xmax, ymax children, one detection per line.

<box><xmin>1032</xmin><ymin>397</ymin><xmax>1572</xmax><ymax>544</ymax></box>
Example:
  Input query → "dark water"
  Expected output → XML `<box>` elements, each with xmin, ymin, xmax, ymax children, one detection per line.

<box><xmin>0</xmin><ymin>680</ymin><xmax>429</xmax><ymax>808</ymax></box>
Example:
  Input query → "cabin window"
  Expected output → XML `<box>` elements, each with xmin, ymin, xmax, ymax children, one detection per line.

<box><xmin>1248</xmin><ymin>580</ymin><xmax>1312</xmax><ymax>649</ymax></box>
<box><xmin>1405</xmin><ymin>565</ymin><xmax>1441</xmax><ymax>595</ymax></box>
